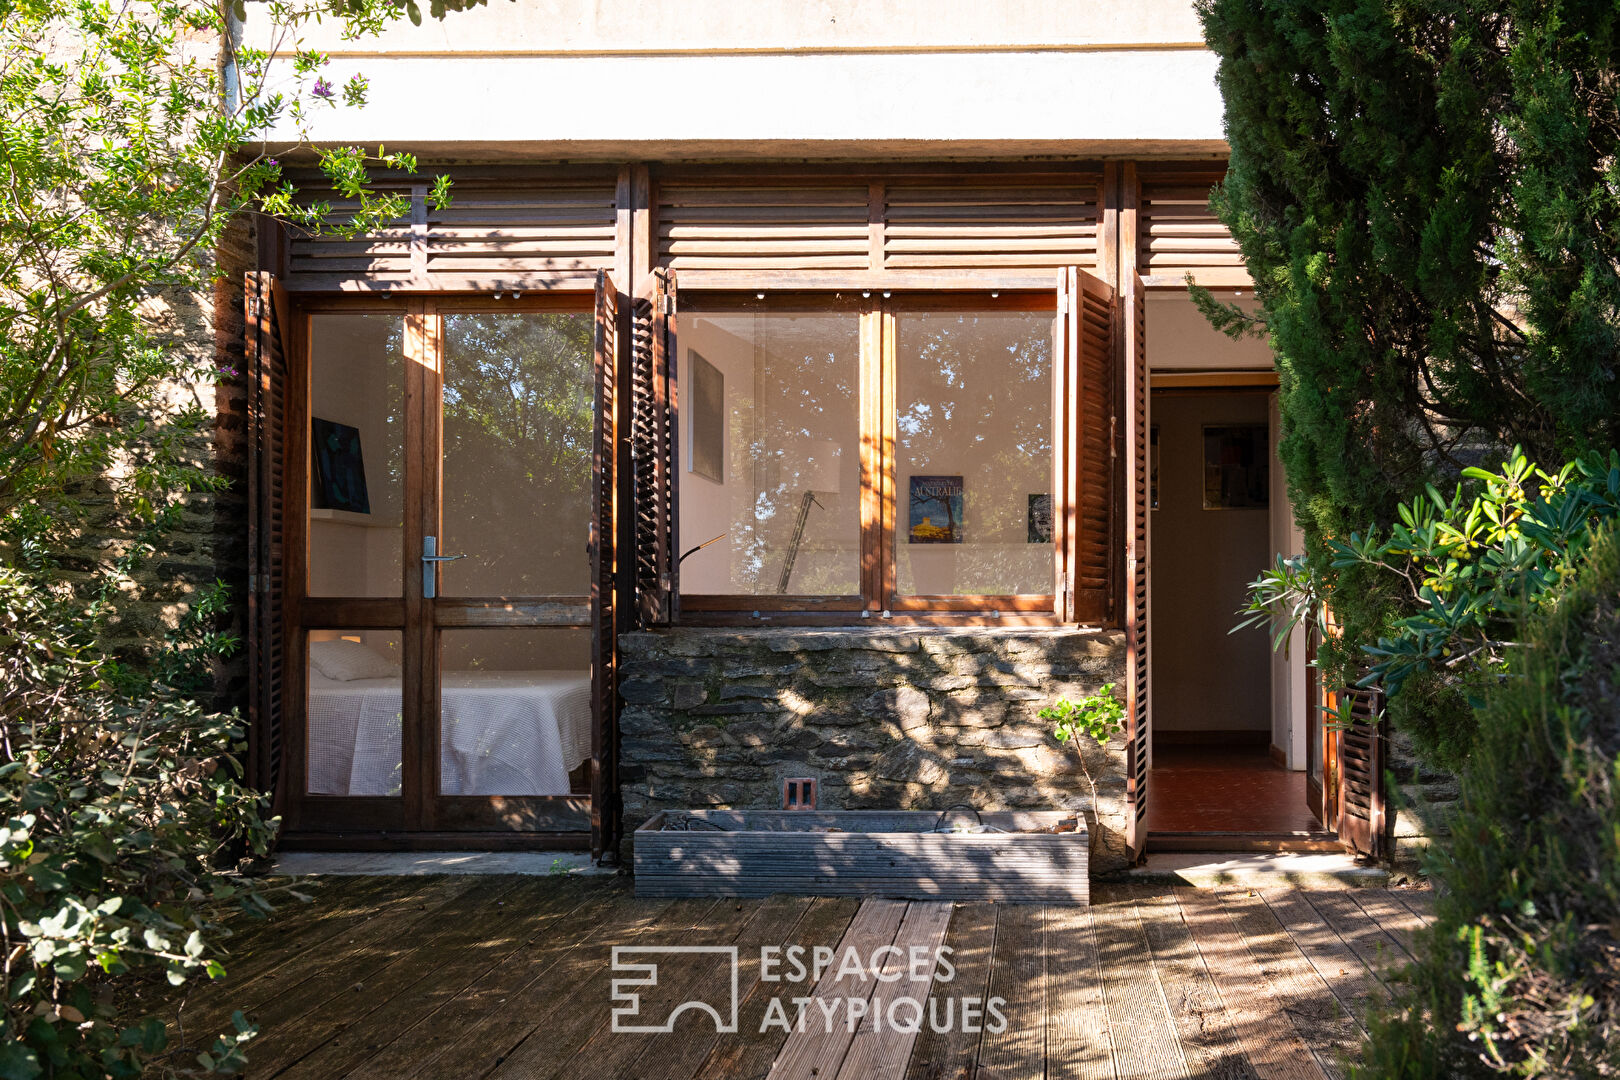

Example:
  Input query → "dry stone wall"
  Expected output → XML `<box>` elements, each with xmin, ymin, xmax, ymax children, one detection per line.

<box><xmin>617</xmin><ymin>626</ymin><xmax>1133</xmax><ymax>874</ymax></box>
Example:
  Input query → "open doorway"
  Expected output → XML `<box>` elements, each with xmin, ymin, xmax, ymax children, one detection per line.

<box><xmin>1144</xmin><ymin>383</ymin><xmax>1333</xmax><ymax>849</ymax></box>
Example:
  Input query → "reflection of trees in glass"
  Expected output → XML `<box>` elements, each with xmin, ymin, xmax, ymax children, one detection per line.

<box><xmin>368</xmin><ymin>317</ymin><xmax>407</xmax><ymax>521</ymax></box>
<box><xmin>720</xmin><ymin>312</ymin><xmax>861</xmax><ymax>596</ymax></box>
<box><xmin>898</xmin><ymin>313</ymin><xmax>1052</xmax><ymax>594</ymax></box>
<box><xmin>442</xmin><ymin>314</ymin><xmax>594</xmax><ymax>595</ymax></box>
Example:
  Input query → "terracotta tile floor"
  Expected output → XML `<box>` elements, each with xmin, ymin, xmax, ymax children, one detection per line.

<box><xmin>1146</xmin><ymin>745</ymin><xmax>1329</xmax><ymax>834</ymax></box>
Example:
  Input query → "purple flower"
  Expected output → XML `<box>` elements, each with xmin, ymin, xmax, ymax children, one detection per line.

<box><xmin>312</xmin><ymin>78</ymin><xmax>333</xmax><ymax>100</ymax></box>
<box><xmin>266</xmin><ymin>158</ymin><xmax>279</xmax><ymax>167</ymax></box>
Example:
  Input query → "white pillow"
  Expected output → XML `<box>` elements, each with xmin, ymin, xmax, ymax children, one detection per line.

<box><xmin>309</xmin><ymin>639</ymin><xmax>398</xmax><ymax>682</ymax></box>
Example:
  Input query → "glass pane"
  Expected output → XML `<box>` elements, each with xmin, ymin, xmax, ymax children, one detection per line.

<box><xmin>440</xmin><ymin>313</ymin><xmax>595</xmax><ymax>597</ymax></box>
<box><xmin>306</xmin><ymin>629</ymin><xmax>403</xmax><ymax>796</ymax></box>
<box><xmin>308</xmin><ymin>314</ymin><xmax>404</xmax><ymax>597</ymax></box>
<box><xmin>439</xmin><ymin>628</ymin><xmax>592</xmax><ymax>796</ymax></box>
<box><xmin>895</xmin><ymin>308</ymin><xmax>1054</xmax><ymax>596</ymax></box>
<box><xmin>678</xmin><ymin>305</ymin><xmax>861</xmax><ymax>596</ymax></box>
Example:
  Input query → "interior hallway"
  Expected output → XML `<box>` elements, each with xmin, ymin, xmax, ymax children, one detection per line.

<box><xmin>1146</xmin><ymin>744</ymin><xmax>1326</xmax><ymax>835</ymax></box>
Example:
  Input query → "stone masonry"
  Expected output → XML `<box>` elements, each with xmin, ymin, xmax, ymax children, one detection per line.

<box><xmin>617</xmin><ymin>626</ymin><xmax>1132</xmax><ymax>875</ymax></box>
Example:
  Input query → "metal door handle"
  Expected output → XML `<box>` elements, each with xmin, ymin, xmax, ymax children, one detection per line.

<box><xmin>422</xmin><ymin>536</ymin><xmax>466</xmax><ymax>599</ymax></box>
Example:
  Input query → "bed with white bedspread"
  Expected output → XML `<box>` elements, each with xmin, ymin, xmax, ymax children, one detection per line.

<box><xmin>307</xmin><ymin>669</ymin><xmax>592</xmax><ymax>796</ymax></box>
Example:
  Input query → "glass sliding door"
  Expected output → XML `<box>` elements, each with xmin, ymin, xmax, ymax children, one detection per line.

<box><xmin>427</xmin><ymin>303</ymin><xmax>596</xmax><ymax>829</ymax></box>
<box><xmin>288</xmin><ymin>293</ymin><xmax>605</xmax><ymax>843</ymax></box>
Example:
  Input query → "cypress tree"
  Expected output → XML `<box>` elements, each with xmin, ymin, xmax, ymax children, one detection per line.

<box><xmin>1196</xmin><ymin>0</ymin><xmax>1620</xmax><ymax>753</ymax></box>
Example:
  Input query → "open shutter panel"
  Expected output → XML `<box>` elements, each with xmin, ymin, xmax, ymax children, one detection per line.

<box><xmin>1123</xmin><ymin>271</ymin><xmax>1150</xmax><ymax>861</ymax></box>
<box><xmin>244</xmin><ymin>270</ymin><xmax>290</xmax><ymax>809</ymax></box>
<box><xmin>1337</xmin><ymin>684</ymin><xmax>1388</xmax><ymax>858</ymax></box>
<box><xmin>1062</xmin><ymin>267</ymin><xmax>1114</xmax><ymax>623</ymax></box>
<box><xmin>631</xmin><ymin>268</ymin><xmax>679</xmax><ymax>625</ymax></box>
<box><xmin>590</xmin><ymin>270</ymin><xmax>621</xmax><ymax>860</ymax></box>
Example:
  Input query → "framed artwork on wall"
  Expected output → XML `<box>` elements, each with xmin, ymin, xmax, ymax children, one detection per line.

<box><xmin>909</xmin><ymin>475</ymin><xmax>964</xmax><ymax>543</ymax></box>
<box><xmin>1027</xmin><ymin>493</ymin><xmax>1052</xmax><ymax>543</ymax></box>
<box><xmin>688</xmin><ymin>350</ymin><xmax>724</xmax><ymax>484</ymax></box>
<box><xmin>311</xmin><ymin>417</ymin><xmax>370</xmax><ymax>513</ymax></box>
<box><xmin>1202</xmin><ymin>424</ymin><xmax>1269</xmax><ymax>509</ymax></box>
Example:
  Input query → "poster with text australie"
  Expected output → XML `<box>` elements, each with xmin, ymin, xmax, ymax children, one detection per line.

<box><xmin>908</xmin><ymin>475</ymin><xmax>963</xmax><ymax>544</ymax></box>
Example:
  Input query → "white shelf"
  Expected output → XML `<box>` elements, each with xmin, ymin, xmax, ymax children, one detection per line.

<box><xmin>308</xmin><ymin>508</ymin><xmax>399</xmax><ymax>529</ymax></box>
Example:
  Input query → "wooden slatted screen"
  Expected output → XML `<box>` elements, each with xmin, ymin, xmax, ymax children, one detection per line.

<box><xmin>1337</xmin><ymin>685</ymin><xmax>1388</xmax><ymax>858</ymax></box>
<box><xmin>1069</xmin><ymin>269</ymin><xmax>1114</xmax><ymax>622</ymax></box>
<box><xmin>590</xmin><ymin>270</ymin><xmax>620</xmax><ymax>859</ymax></box>
<box><xmin>1137</xmin><ymin>170</ymin><xmax>1250</xmax><ymax>288</ymax></box>
<box><xmin>658</xmin><ymin>182</ymin><xmax>870</xmax><ymax>270</ymax></box>
<box><xmin>882</xmin><ymin>180</ymin><xmax>1100</xmax><ymax>269</ymax></box>
<box><xmin>283</xmin><ymin>172</ymin><xmax>619</xmax><ymax>291</ymax></box>
<box><xmin>631</xmin><ymin>269</ymin><xmax>678</xmax><ymax>625</ymax></box>
<box><xmin>424</xmin><ymin>185</ymin><xmax>617</xmax><ymax>277</ymax></box>
<box><xmin>657</xmin><ymin>175</ymin><xmax>1101</xmax><ymax>274</ymax></box>
<box><xmin>1123</xmin><ymin>271</ymin><xmax>1151</xmax><ymax>861</ymax></box>
<box><xmin>244</xmin><ymin>270</ymin><xmax>290</xmax><ymax>807</ymax></box>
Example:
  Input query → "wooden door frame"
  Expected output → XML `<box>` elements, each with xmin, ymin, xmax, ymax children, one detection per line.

<box><xmin>280</xmin><ymin>291</ymin><xmax>601</xmax><ymax>848</ymax></box>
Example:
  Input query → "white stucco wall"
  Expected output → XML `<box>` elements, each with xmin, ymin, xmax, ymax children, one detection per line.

<box><xmin>243</xmin><ymin>0</ymin><xmax>1226</xmax><ymax>157</ymax></box>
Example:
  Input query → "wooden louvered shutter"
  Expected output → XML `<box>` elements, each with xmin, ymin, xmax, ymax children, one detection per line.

<box><xmin>244</xmin><ymin>271</ymin><xmax>290</xmax><ymax>809</ymax></box>
<box><xmin>1337</xmin><ymin>684</ymin><xmax>1388</xmax><ymax>858</ymax></box>
<box><xmin>631</xmin><ymin>268</ymin><xmax>678</xmax><ymax>625</ymax></box>
<box><xmin>590</xmin><ymin>270</ymin><xmax>620</xmax><ymax>860</ymax></box>
<box><xmin>1123</xmin><ymin>271</ymin><xmax>1151</xmax><ymax>861</ymax></box>
<box><xmin>1062</xmin><ymin>267</ymin><xmax>1114</xmax><ymax>623</ymax></box>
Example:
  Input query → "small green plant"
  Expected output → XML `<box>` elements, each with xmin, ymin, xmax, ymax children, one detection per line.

<box><xmin>1040</xmin><ymin>685</ymin><xmax>1126</xmax><ymax>818</ymax></box>
<box><xmin>548</xmin><ymin>858</ymin><xmax>571</xmax><ymax>877</ymax></box>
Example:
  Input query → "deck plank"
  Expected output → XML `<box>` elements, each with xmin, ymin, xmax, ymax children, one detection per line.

<box><xmin>1298</xmin><ymin>892</ymin><xmax>1408</xmax><ymax>994</ymax></box>
<box><xmin>1256</xmin><ymin>889</ymin><xmax>1386</xmax><ymax>1035</ymax></box>
<box><xmin>1388</xmin><ymin>889</ymin><xmax>1435</xmax><ymax>927</ymax></box>
<box><xmin>181</xmin><ymin>875</ymin><xmax>475</xmax><ymax>1037</ymax></box>
<box><xmin>343</xmin><ymin>880</ymin><xmax>630</xmax><ymax>1080</ymax></box>
<box><xmin>1091</xmin><ymin>884</ymin><xmax>1186</xmax><ymax>1080</ymax></box>
<box><xmin>583</xmin><ymin>895</ymin><xmax>813</xmax><ymax>1080</ymax></box>
<box><xmin>1128</xmin><ymin>885</ymin><xmax>1255</xmax><ymax>1080</ymax></box>
<box><xmin>697</xmin><ymin>898</ymin><xmax>861</xmax><ymax>1080</ymax></box>
<box><xmin>274</xmin><ymin>878</ymin><xmax>592</xmax><ymax>1079</ymax></box>
<box><xmin>766</xmin><ymin>899</ymin><xmax>909</xmax><ymax>1080</ymax></box>
<box><xmin>1218</xmin><ymin>890</ymin><xmax>1362</xmax><ymax>1080</ymax></box>
<box><xmin>971</xmin><ymin>902</ymin><xmax>1046</xmax><ymax>1080</ymax></box>
<box><xmin>1346</xmin><ymin>891</ymin><xmax>1423</xmax><ymax>962</ymax></box>
<box><xmin>243</xmin><ymin>876</ymin><xmax>532</xmax><ymax>1075</ymax></box>
<box><xmin>1173</xmin><ymin>887</ymin><xmax>1325</xmax><ymax>1080</ymax></box>
<box><xmin>901</xmin><ymin>903</ymin><xmax>997</xmax><ymax>1080</ymax></box>
<box><xmin>493</xmin><ymin>896</ymin><xmax>759</xmax><ymax>1080</ymax></box>
<box><xmin>1042</xmin><ymin>903</ymin><xmax>1115</xmax><ymax>1080</ymax></box>
<box><xmin>408</xmin><ymin>895</ymin><xmax>712</xmax><ymax>1080</ymax></box>
<box><xmin>836</xmin><ymin>901</ymin><xmax>954</xmax><ymax>1080</ymax></box>
<box><xmin>622</xmin><ymin>894</ymin><xmax>816</xmax><ymax>1080</ymax></box>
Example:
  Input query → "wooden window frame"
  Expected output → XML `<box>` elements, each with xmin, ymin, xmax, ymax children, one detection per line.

<box><xmin>674</xmin><ymin>288</ymin><xmax>1065</xmax><ymax>624</ymax></box>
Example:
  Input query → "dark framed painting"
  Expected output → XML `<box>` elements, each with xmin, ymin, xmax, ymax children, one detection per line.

<box><xmin>311</xmin><ymin>417</ymin><xmax>371</xmax><ymax>513</ymax></box>
<box><xmin>688</xmin><ymin>350</ymin><xmax>724</xmax><ymax>484</ymax></box>
<box><xmin>1027</xmin><ymin>493</ymin><xmax>1052</xmax><ymax>543</ymax></box>
<box><xmin>908</xmin><ymin>475</ymin><xmax>964</xmax><ymax>544</ymax></box>
<box><xmin>1202</xmin><ymin>424</ymin><xmax>1269</xmax><ymax>510</ymax></box>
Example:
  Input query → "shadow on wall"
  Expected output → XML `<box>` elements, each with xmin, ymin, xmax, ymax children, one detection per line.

<box><xmin>616</xmin><ymin>627</ymin><xmax>1132</xmax><ymax>874</ymax></box>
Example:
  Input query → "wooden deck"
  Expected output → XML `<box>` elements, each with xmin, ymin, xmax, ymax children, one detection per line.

<box><xmin>170</xmin><ymin>875</ymin><xmax>1433</xmax><ymax>1079</ymax></box>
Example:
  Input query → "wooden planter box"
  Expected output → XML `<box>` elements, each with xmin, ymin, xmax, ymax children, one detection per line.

<box><xmin>633</xmin><ymin>810</ymin><xmax>1088</xmax><ymax>903</ymax></box>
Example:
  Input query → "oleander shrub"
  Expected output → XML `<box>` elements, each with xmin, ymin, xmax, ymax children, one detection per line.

<box><xmin>1238</xmin><ymin>449</ymin><xmax>1620</xmax><ymax>768</ymax></box>
<box><xmin>0</xmin><ymin>568</ymin><xmax>279</xmax><ymax>1078</ymax></box>
<box><xmin>1355</xmin><ymin>528</ymin><xmax>1620</xmax><ymax>1078</ymax></box>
